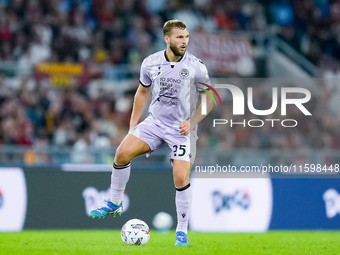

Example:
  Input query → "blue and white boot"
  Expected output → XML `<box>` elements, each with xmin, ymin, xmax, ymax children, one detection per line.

<box><xmin>89</xmin><ymin>200</ymin><xmax>122</xmax><ymax>219</ymax></box>
<box><xmin>175</xmin><ymin>231</ymin><xmax>189</xmax><ymax>246</ymax></box>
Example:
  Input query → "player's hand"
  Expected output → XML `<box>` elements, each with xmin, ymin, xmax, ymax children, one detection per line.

<box><xmin>179</xmin><ymin>120</ymin><xmax>190</xmax><ymax>135</ymax></box>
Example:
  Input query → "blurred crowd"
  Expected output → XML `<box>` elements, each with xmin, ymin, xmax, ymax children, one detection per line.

<box><xmin>0</xmin><ymin>0</ymin><xmax>267</xmax><ymax>74</ymax></box>
<box><xmin>1</xmin><ymin>74</ymin><xmax>339</xmax><ymax>164</ymax></box>
<box><xmin>262</xmin><ymin>0</ymin><xmax>340</xmax><ymax>75</ymax></box>
<box><xmin>198</xmin><ymin>79</ymin><xmax>340</xmax><ymax>152</ymax></box>
<box><xmin>0</xmin><ymin>76</ymin><xmax>137</xmax><ymax>163</ymax></box>
<box><xmin>0</xmin><ymin>0</ymin><xmax>339</xmax><ymax>164</ymax></box>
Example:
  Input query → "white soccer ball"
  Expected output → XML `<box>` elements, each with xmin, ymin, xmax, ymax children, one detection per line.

<box><xmin>121</xmin><ymin>219</ymin><xmax>150</xmax><ymax>245</ymax></box>
<box><xmin>152</xmin><ymin>212</ymin><xmax>173</xmax><ymax>233</ymax></box>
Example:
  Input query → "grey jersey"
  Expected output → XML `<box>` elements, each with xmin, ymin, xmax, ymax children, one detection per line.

<box><xmin>139</xmin><ymin>50</ymin><xmax>210</xmax><ymax>130</ymax></box>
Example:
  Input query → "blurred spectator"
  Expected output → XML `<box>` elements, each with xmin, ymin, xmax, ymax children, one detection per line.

<box><xmin>29</xmin><ymin>35</ymin><xmax>52</xmax><ymax>65</ymax></box>
<box><xmin>71</xmin><ymin>127</ymin><xmax>94</xmax><ymax>163</ymax></box>
<box><xmin>53</xmin><ymin>117</ymin><xmax>76</xmax><ymax>147</ymax></box>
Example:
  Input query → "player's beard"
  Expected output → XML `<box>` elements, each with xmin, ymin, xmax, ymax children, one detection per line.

<box><xmin>170</xmin><ymin>42</ymin><xmax>186</xmax><ymax>57</ymax></box>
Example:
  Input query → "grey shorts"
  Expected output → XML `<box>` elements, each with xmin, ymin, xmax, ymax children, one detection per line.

<box><xmin>129</xmin><ymin>115</ymin><xmax>198</xmax><ymax>165</ymax></box>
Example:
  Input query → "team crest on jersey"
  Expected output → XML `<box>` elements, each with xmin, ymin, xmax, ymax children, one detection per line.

<box><xmin>179</xmin><ymin>69</ymin><xmax>189</xmax><ymax>78</ymax></box>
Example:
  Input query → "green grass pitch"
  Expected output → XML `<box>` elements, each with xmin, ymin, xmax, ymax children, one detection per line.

<box><xmin>1</xmin><ymin>230</ymin><xmax>340</xmax><ymax>255</ymax></box>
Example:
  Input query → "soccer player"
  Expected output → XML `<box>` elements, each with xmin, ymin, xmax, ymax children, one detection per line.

<box><xmin>90</xmin><ymin>20</ymin><xmax>214</xmax><ymax>246</ymax></box>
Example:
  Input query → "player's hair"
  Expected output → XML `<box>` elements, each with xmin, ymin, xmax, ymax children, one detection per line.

<box><xmin>163</xmin><ymin>20</ymin><xmax>187</xmax><ymax>36</ymax></box>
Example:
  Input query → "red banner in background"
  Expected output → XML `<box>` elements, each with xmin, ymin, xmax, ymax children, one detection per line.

<box><xmin>34</xmin><ymin>63</ymin><xmax>90</xmax><ymax>88</ymax></box>
<box><xmin>189</xmin><ymin>32</ymin><xmax>255</xmax><ymax>76</ymax></box>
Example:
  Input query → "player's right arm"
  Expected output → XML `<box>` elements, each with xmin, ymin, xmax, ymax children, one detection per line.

<box><xmin>129</xmin><ymin>84</ymin><xmax>151</xmax><ymax>131</ymax></box>
<box><xmin>129</xmin><ymin>56</ymin><xmax>152</xmax><ymax>130</ymax></box>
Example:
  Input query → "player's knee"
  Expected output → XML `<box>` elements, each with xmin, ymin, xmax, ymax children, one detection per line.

<box><xmin>173</xmin><ymin>172</ymin><xmax>189</xmax><ymax>188</ymax></box>
<box><xmin>114</xmin><ymin>145</ymin><xmax>131</xmax><ymax>165</ymax></box>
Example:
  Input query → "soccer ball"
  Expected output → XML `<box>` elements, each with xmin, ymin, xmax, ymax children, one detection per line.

<box><xmin>152</xmin><ymin>212</ymin><xmax>173</xmax><ymax>233</ymax></box>
<box><xmin>121</xmin><ymin>219</ymin><xmax>150</xmax><ymax>245</ymax></box>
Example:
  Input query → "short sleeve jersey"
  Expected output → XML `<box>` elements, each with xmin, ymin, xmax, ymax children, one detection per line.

<box><xmin>139</xmin><ymin>50</ymin><xmax>210</xmax><ymax>130</ymax></box>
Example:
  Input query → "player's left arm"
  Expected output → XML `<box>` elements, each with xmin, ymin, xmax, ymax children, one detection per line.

<box><xmin>179</xmin><ymin>61</ymin><xmax>213</xmax><ymax>136</ymax></box>
<box><xmin>179</xmin><ymin>93</ymin><xmax>214</xmax><ymax>135</ymax></box>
